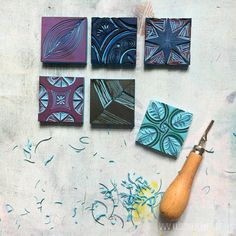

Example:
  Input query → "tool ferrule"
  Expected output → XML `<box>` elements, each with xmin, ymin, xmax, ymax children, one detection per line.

<box><xmin>192</xmin><ymin>145</ymin><xmax>205</xmax><ymax>155</ymax></box>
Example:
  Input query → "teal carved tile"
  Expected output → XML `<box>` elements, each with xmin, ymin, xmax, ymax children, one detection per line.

<box><xmin>136</xmin><ymin>100</ymin><xmax>193</xmax><ymax>158</ymax></box>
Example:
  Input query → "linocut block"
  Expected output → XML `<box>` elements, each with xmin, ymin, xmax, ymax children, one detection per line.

<box><xmin>41</xmin><ymin>17</ymin><xmax>87</xmax><ymax>63</ymax></box>
<box><xmin>90</xmin><ymin>79</ymin><xmax>135</xmax><ymax>128</ymax></box>
<box><xmin>144</xmin><ymin>18</ymin><xmax>191</xmax><ymax>66</ymax></box>
<box><xmin>38</xmin><ymin>76</ymin><xmax>84</xmax><ymax>124</ymax></box>
<box><xmin>91</xmin><ymin>17</ymin><xmax>137</xmax><ymax>66</ymax></box>
<box><xmin>136</xmin><ymin>100</ymin><xmax>193</xmax><ymax>158</ymax></box>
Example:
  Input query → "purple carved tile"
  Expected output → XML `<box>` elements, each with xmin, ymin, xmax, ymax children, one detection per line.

<box><xmin>38</xmin><ymin>76</ymin><xmax>84</xmax><ymax>124</ymax></box>
<box><xmin>41</xmin><ymin>17</ymin><xmax>87</xmax><ymax>64</ymax></box>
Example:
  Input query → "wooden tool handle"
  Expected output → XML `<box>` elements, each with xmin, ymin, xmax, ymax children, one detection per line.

<box><xmin>159</xmin><ymin>152</ymin><xmax>203</xmax><ymax>221</ymax></box>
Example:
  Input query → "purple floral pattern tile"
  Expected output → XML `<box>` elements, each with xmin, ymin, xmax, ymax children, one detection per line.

<box><xmin>41</xmin><ymin>17</ymin><xmax>87</xmax><ymax>64</ymax></box>
<box><xmin>38</xmin><ymin>76</ymin><xmax>84</xmax><ymax>124</ymax></box>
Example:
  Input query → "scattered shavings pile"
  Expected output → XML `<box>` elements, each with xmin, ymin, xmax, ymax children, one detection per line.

<box><xmin>90</xmin><ymin>173</ymin><xmax>164</xmax><ymax>228</ymax></box>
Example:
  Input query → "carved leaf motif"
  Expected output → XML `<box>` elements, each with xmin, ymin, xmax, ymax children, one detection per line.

<box><xmin>162</xmin><ymin>135</ymin><xmax>182</xmax><ymax>156</ymax></box>
<box><xmin>137</xmin><ymin>126</ymin><xmax>158</xmax><ymax>146</ymax></box>
<box><xmin>147</xmin><ymin>101</ymin><xmax>166</xmax><ymax>121</ymax></box>
<box><xmin>171</xmin><ymin>111</ymin><xmax>192</xmax><ymax>130</ymax></box>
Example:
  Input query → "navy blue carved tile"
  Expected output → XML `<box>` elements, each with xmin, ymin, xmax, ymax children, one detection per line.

<box><xmin>144</xmin><ymin>18</ymin><xmax>191</xmax><ymax>66</ymax></box>
<box><xmin>91</xmin><ymin>18</ymin><xmax>137</xmax><ymax>66</ymax></box>
<box><xmin>136</xmin><ymin>100</ymin><xmax>193</xmax><ymax>158</ymax></box>
<box><xmin>90</xmin><ymin>79</ymin><xmax>135</xmax><ymax>128</ymax></box>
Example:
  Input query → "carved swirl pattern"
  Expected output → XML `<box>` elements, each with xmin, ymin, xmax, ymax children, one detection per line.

<box><xmin>43</xmin><ymin>19</ymin><xmax>83</xmax><ymax>59</ymax></box>
<box><xmin>41</xmin><ymin>17</ymin><xmax>87</xmax><ymax>63</ymax></box>
<box><xmin>91</xmin><ymin>18</ymin><xmax>137</xmax><ymax>65</ymax></box>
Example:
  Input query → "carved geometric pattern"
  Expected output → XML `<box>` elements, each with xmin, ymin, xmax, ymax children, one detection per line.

<box><xmin>145</xmin><ymin>18</ymin><xmax>191</xmax><ymax>66</ymax></box>
<box><xmin>38</xmin><ymin>76</ymin><xmax>84</xmax><ymax>124</ymax></box>
<box><xmin>90</xmin><ymin>79</ymin><xmax>135</xmax><ymax>128</ymax></box>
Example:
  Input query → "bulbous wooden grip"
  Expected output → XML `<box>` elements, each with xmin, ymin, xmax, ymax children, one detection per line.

<box><xmin>159</xmin><ymin>152</ymin><xmax>203</xmax><ymax>221</ymax></box>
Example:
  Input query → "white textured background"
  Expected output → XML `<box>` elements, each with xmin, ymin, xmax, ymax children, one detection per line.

<box><xmin>0</xmin><ymin>0</ymin><xmax>236</xmax><ymax>235</ymax></box>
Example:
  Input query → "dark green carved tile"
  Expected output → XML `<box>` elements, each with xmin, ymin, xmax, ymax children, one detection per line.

<box><xmin>136</xmin><ymin>100</ymin><xmax>193</xmax><ymax>158</ymax></box>
<box><xmin>90</xmin><ymin>79</ymin><xmax>135</xmax><ymax>128</ymax></box>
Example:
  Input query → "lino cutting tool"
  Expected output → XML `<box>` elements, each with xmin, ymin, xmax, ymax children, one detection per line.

<box><xmin>159</xmin><ymin>120</ymin><xmax>214</xmax><ymax>221</ymax></box>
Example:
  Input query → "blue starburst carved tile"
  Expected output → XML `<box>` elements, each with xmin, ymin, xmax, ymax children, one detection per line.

<box><xmin>144</xmin><ymin>18</ymin><xmax>191</xmax><ymax>66</ymax></box>
<box><xmin>91</xmin><ymin>17</ymin><xmax>137</xmax><ymax>66</ymax></box>
<box><xmin>41</xmin><ymin>17</ymin><xmax>87</xmax><ymax>64</ymax></box>
<box><xmin>90</xmin><ymin>79</ymin><xmax>135</xmax><ymax>128</ymax></box>
<box><xmin>136</xmin><ymin>100</ymin><xmax>193</xmax><ymax>158</ymax></box>
<box><xmin>38</xmin><ymin>76</ymin><xmax>84</xmax><ymax>124</ymax></box>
